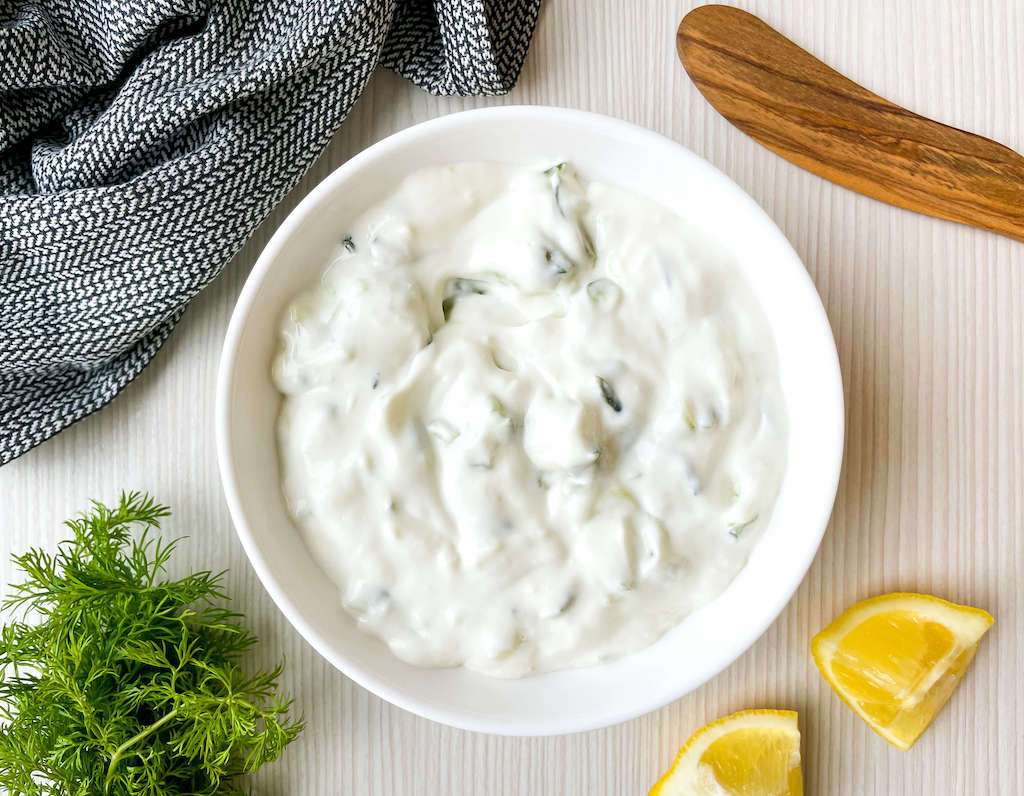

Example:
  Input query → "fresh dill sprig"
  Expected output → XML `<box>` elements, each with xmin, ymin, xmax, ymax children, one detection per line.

<box><xmin>0</xmin><ymin>493</ymin><xmax>303</xmax><ymax>795</ymax></box>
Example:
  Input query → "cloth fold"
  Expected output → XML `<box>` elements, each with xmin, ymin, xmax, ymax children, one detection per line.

<box><xmin>0</xmin><ymin>0</ymin><xmax>541</xmax><ymax>465</ymax></box>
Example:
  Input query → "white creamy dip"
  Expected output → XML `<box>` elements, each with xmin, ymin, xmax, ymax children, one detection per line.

<box><xmin>273</xmin><ymin>162</ymin><xmax>787</xmax><ymax>677</ymax></box>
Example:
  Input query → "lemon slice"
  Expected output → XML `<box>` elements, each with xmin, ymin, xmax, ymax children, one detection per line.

<box><xmin>812</xmin><ymin>592</ymin><xmax>993</xmax><ymax>751</ymax></box>
<box><xmin>650</xmin><ymin>709</ymin><xmax>802</xmax><ymax>795</ymax></box>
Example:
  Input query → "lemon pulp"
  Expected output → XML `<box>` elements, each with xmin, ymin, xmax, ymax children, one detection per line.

<box><xmin>651</xmin><ymin>709</ymin><xmax>802</xmax><ymax>795</ymax></box>
<box><xmin>812</xmin><ymin>592</ymin><xmax>993</xmax><ymax>750</ymax></box>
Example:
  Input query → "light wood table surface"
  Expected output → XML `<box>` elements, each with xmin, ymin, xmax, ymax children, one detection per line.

<box><xmin>2</xmin><ymin>2</ymin><xmax>1022</xmax><ymax>793</ymax></box>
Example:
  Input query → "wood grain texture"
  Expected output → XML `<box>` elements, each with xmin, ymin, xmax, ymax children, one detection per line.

<box><xmin>678</xmin><ymin>5</ymin><xmax>1024</xmax><ymax>243</ymax></box>
<box><xmin>1</xmin><ymin>1</ymin><xmax>1022</xmax><ymax>793</ymax></box>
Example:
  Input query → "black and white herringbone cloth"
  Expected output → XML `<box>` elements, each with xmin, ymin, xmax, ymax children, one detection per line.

<box><xmin>0</xmin><ymin>0</ymin><xmax>541</xmax><ymax>465</ymax></box>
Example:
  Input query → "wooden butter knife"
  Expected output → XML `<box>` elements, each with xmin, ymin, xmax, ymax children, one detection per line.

<box><xmin>677</xmin><ymin>4</ymin><xmax>1024</xmax><ymax>243</ymax></box>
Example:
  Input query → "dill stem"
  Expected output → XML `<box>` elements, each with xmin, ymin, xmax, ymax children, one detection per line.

<box><xmin>105</xmin><ymin>708</ymin><xmax>178</xmax><ymax>789</ymax></box>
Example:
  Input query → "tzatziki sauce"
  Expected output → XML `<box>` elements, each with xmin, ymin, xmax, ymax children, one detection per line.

<box><xmin>273</xmin><ymin>162</ymin><xmax>788</xmax><ymax>677</ymax></box>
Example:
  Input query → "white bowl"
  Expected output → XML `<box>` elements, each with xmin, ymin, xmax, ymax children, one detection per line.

<box><xmin>216</xmin><ymin>106</ymin><xmax>844</xmax><ymax>736</ymax></box>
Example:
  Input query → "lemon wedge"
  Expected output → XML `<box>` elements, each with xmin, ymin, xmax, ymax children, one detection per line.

<box><xmin>650</xmin><ymin>709</ymin><xmax>802</xmax><ymax>795</ymax></box>
<box><xmin>812</xmin><ymin>592</ymin><xmax>993</xmax><ymax>751</ymax></box>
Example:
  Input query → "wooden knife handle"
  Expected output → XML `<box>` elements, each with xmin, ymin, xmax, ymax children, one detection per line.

<box><xmin>677</xmin><ymin>5</ymin><xmax>1024</xmax><ymax>243</ymax></box>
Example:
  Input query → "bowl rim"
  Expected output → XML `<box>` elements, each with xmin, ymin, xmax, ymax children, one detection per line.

<box><xmin>216</xmin><ymin>105</ymin><xmax>845</xmax><ymax>736</ymax></box>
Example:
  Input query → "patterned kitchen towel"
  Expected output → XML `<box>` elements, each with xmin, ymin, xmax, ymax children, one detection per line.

<box><xmin>0</xmin><ymin>0</ymin><xmax>541</xmax><ymax>465</ymax></box>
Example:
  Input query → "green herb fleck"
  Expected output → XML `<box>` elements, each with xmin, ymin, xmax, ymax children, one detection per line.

<box><xmin>544</xmin><ymin>247</ymin><xmax>574</xmax><ymax>278</ymax></box>
<box><xmin>544</xmin><ymin>163</ymin><xmax>568</xmax><ymax>218</ymax></box>
<box><xmin>727</xmin><ymin>515</ymin><xmax>759</xmax><ymax>539</ymax></box>
<box><xmin>597</xmin><ymin>377</ymin><xmax>623</xmax><ymax>413</ymax></box>
<box><xmin>490</xmin><ymin>397</ymin><xmax>509</xmax><ymax>418</ymax></box>
<box><xmin>543</xmin><ymin>162</ymin><xmax>566</xmax><ymax>179</ymax></box>
<box><xmin>441</xmin><ymin>278</ymin><xmax>489</xmax><ymax>322</ymax></box>
<box><xmin>684</xmin><ymin>400</ymin><xmax>697</xmax><ymax>431</ymax></box>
